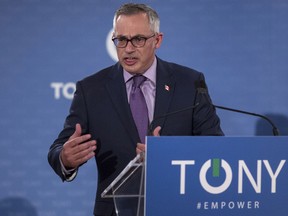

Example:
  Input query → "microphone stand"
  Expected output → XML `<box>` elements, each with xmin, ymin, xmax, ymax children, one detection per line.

<box><xmin>214</xmin><ymin>104</ymin><xmax>280</xmax><ymax>136</ymax></box>
<box><xmin>195</xmin><ymin>80</ymin><xmax>280</xmax><ymax>136</ymax></box>
<box><xmin>148</xmin><ymin>103</ymin><xmax>200</xmax><ymax>135</ymax></box>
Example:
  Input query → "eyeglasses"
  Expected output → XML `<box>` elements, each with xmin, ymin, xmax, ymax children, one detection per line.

<box><xmin>112</xmin><ymin>34</ymin><xmax>155</xmax><ymax>48</ymax></box>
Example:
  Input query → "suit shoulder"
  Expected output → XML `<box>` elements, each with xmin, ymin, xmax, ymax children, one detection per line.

<box><xmin>78</xmin><ymin>65</ymin><xmax>115</xmax><ymax>84</ymax></box>
<box><xmin>159</xmin><ymin>58</ymin><xmax>203</xmax><ymax>79</ymax></box>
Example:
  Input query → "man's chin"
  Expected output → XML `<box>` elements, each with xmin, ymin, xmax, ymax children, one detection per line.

<box><xmin>122</xmin><ymin>65</ymin><xmax>143</xmax><ymax>75</ymax></box>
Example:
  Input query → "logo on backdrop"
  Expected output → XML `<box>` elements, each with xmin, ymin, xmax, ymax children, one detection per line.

<box><xmin>51</xmin><ymin>29</ymin><xmax>118</xmax><ymax>101</ymax></box>
<box><xmin>106</xmin><ymin>28</ymin><xmax>118</xmax><ymax>62</ymax></box>
<box><xmin>171</xmin><ymin>158</ymin><xmax>286</xmax><ymax>210</ymax></box>
<box><xmin>50</xmin><ymin>82</ymin><xmax>75</xmax><ymax>100</ymax></box>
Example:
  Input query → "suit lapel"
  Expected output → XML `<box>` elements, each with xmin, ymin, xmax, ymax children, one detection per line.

<box><xmin>105</xmin><ymin>59</ymin><xmax>176</xmax><ymax>141</ymax></box>
<box><xmin>105</xmin><ymin>64</ymin><xmax>139</xmax><ymax>144</ymax></box>
<box><xmin>153</xmin><ymin>58</ymin><xmax>176</xmax><ymax>127</ymax></box>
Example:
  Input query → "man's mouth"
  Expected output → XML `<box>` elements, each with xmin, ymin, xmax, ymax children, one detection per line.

<box><xmin>124</xmin><ymin>57</ymin><xmax>137</xmax><ymax>66</ymax></box>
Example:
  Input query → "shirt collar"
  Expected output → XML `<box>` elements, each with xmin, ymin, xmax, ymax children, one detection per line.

<box><xmin>123</xmin><ymin>57</ymin><xmax>157</xmax><ymax>84</ymax></box>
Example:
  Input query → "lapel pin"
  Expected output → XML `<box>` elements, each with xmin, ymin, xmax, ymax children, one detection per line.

<box><xmin>165</xmin><ymin>85</ymin><xmax>170</xmax><ymax>91</ymax></box>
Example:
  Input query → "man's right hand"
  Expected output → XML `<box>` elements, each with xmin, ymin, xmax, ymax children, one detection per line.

<box><xmin>60</xmin><ymin>123</ymin><xmax>97</xmax><ymax>169</ymax></box>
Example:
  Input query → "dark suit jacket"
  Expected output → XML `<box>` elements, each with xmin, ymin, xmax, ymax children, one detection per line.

<box><xmin>48</xmin><ymin>57</ymin><xmax>223</xmax><ymax>215</ymax></box>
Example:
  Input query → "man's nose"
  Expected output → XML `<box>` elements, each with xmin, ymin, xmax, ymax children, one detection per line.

<box><xmin>125</xmin><ymin>40</ymin><xmax>136</xmax><ymax>52</ymax></box>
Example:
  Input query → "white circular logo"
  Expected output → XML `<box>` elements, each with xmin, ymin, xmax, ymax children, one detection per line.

<box><xmin>106</xmin><ymin>28</ymin><xmax>118</xmax><ymax>62</ymax></box>
<box><xmin>199</xmin><ymin>159</ymin><xmax>233</xmax><ymax>194</ymax></box>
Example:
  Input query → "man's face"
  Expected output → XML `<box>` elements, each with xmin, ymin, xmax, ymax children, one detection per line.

<box><xmin>114</xmin><ymin>13</ymin><xmax>163</xmax><ymax>74</ymax></box>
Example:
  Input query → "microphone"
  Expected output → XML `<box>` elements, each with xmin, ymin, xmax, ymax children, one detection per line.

<box><xmin>148</xmin><ymin>102</ymin><xmax>200</xmax><ymax>135</ymax></box>
<box><xmin>196</xmin><ymin>80</ymin><xmax>280</xmax><ymax>136</ymax></box>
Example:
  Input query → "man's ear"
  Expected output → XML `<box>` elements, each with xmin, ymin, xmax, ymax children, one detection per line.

<box><xmin>155</xmin><ymin>33</ymin><xmax>163</xmax><ymax>49</ymax></box>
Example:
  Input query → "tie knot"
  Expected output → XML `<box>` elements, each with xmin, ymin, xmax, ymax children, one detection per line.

<box><xmin>132</xmin><ymin>75</ymin><xmax>146</xmax><ymax>88</ymax></box>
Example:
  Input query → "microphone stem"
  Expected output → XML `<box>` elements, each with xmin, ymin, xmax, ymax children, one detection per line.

<box><xmin>149</xmin><ymin>102</ymin><xmax>200</xmax><ymax>136</ymax></box>
<box><xmin>214</xmin><ymin>105</ymin><xmax>280</xmax><ymax>136</ymax></box>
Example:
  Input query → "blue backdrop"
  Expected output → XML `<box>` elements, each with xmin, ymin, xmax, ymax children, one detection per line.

<box><xmin>0</xmin><ymin>0</ymin><xmax>287</xmax><ymax>215</ymax></box>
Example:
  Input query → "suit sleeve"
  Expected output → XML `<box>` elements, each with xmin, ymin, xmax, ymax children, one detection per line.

<box><xmin>47</xmin><ymin>81</ymin><xmax>88</xmax><ymax>181</ymax></box>
<box><xmin>192</xmin><ymin>73</ymin><xmax>224</xmax><ymax>136</ymax></box>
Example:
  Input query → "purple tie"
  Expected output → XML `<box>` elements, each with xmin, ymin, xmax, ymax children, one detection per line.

<box><xmin>129</xmin><ymin>75</ymin><xmax>149</xmax><ymax>143</ymax></box>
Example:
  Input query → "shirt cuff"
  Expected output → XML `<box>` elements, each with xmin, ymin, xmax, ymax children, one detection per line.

<box><xmin>59</xmin><ymin>155</ymin><xmax>77</xmax><ymax>182</ymax></box>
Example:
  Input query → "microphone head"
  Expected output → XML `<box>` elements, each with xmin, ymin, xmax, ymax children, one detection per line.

<box><xmin>195</xmin><ymin>80</ymin><xmax>208</xmax><ymax>93</ymax></box>
<box><xmin>199</xmin><ymin>80</ymin><xmax>207</xmax><ymax>89</ymax></box>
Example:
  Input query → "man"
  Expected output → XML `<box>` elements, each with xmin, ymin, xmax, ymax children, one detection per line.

<box><xmin>48</xmin><ymin>3</ymin><xmax>223</xmax><ymax>216</ymax></box>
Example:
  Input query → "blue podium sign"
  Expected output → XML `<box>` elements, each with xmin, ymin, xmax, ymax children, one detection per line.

<box><xmin>145</xmin><ymin>136</ymin><xmax>288</xmax><ymax>216</ymax></box>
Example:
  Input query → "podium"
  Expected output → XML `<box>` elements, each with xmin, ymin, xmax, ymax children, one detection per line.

<box><xmin>102</xmin><ymin>136</ymin><xmax>288</xmax><ymax>216</ymax></box>
<box><xmin>101</xmin><ymin>153</ymin><xmax>145</xmax><ymax>216</ymax></box>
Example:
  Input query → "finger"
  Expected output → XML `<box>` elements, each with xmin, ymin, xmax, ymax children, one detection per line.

<box><xmin>73</xmin><ymin>140</ymin><xmax>97</xmax><ymax>158</ymax></box>
<box><xmin>62</xmin><ymin>140</ymin><xmax>97</xmax><ymax>168</ymax></box>
<box><xmin>136</xmin><ymin>143</ymin><xmax>145</xmax><ymax>154</ymax></box>
<box><xmin>153</xmin><ymin>126</ymin><xmax>161</xmax><ymax>136</ymax></box>
<box><xmin>136</xmin><ymin>147</ymin><xmax>142</xmax><ymax>155</ymax></box>
<box><xmin>69</xmin><ymin>123</ymin><xmax>82</xmax><ymax>140</ymax></box>
<box><xmin>136</xmin><ymin>143</ymin><xmax>146</xmax><ymax>161</ymax></box>
<box><xmin>62</xmin><ymin>150</ymin><xmax>95</xmax><ymax>169</ymax></box>
<box><xmin>66</xmin><ymin>137</ymin><xmax>96</xmax><ymax>159</ymax></box>
<box><xmin>69</xmin><ymin>133</ymin><xmax>92</xmax><ymax>147</ymax></box>
<box><xmin>72</xmin><ymin>140</ymin><xmax>97</xmax><ymax>165</ymax></box>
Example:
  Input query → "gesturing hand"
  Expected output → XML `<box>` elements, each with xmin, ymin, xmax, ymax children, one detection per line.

<box><xmin>60</xmin><ymin>123</ymin><xmax>97</xmax><ymax>169</ymax></box>
<box><xmin>136</xmin><ymin>126</ymin><xmax>161</xmax><ymax>155</ymax></box>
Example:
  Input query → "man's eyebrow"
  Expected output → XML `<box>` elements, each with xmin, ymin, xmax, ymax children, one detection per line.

<box><xmin>114</xmin><ymin>34</ymin><xmax>146</xmax><ymax>38</ymax></box>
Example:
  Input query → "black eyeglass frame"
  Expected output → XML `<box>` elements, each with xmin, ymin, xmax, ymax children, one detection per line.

<box><xmin>112</xmin><ymin>34</ymin><xmax>156</xmax><ymax>48</ymax></box>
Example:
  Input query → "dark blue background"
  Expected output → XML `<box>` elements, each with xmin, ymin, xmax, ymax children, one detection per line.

<box><xmin>0</xmin><ymin>0</ymin><xmax>287</xmax><ymax>215</ymax></box>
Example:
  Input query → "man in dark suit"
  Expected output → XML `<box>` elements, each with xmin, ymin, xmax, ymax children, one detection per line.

<box><xmin>48</xmin><ymin>3</ymin><xmax>223</xmax><ymax>216</ymax></box>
